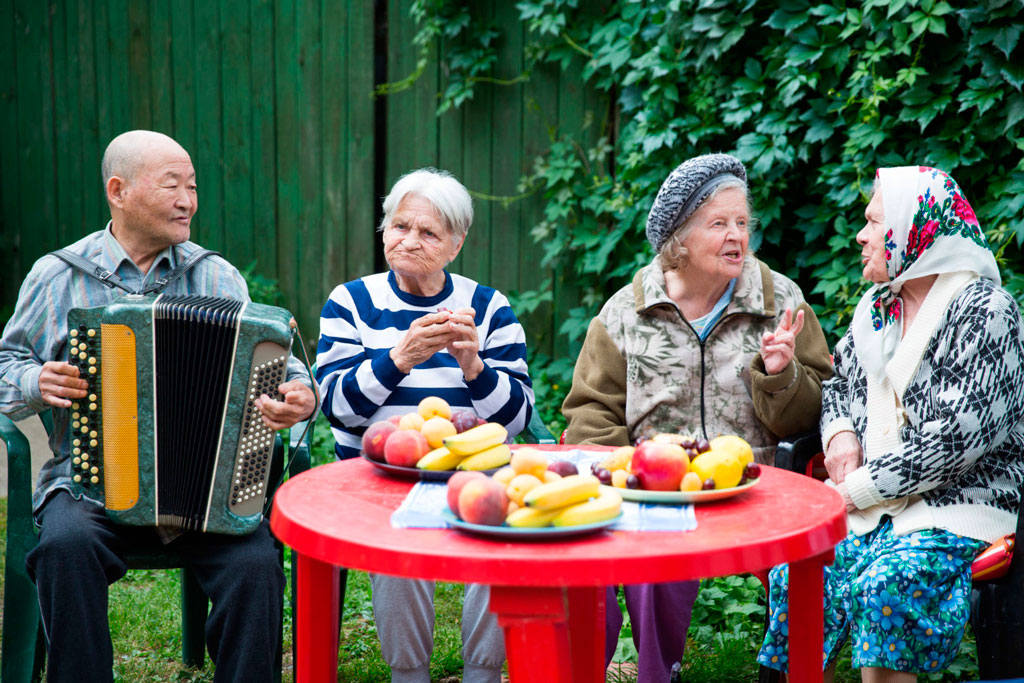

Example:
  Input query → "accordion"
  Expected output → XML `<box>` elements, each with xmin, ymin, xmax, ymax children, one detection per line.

<box><xmin>67</xmin><ymin>294</ymin><xmax>294</xmax><ymax>535</ymax></box>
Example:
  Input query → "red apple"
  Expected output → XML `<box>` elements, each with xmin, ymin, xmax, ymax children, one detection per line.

<box><xmin>631</xmin><ymin>441</ymin><xmax>689</xmax><ymax>491</ymax></box>
<box><xmin>362</xmin><ymin>420</ymin><xmax>398</xmax><ymax>462</ymax></box>
<box><xmin>383</xmin><ymin>429</ymin><xmax>430</xmax><ymax>468</ymax></box>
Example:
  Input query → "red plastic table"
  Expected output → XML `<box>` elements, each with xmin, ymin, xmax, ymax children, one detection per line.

<box><xmin>270</xmin><ymin>445</ymin><xmax>846</xmax><ymax>682</ymax></box>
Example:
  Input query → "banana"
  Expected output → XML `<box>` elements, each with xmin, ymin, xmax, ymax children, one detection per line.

<box><xmin>457</xmin><ymin>444</ymin><xmax>512</xmax><ymax>471</ymax></box>
<box><xmin>416</xmin><ymin>446</ymin><xmax>463</xmax><ymax>471</ymax></box>
<box><xmin>443</xmin><ymin>422</ymin><xmax>508</xmax><ymax>455</ymax></box>
<box><xmin>505</xmin><ymin>506</ymin><xmax>562</xmax><ymax>528</ymax></box>
<box><xmin>551</xmin><ymin>489</ymin><xmax>623</xmax><ymax>527</ymax></box>
<box><xmin>523</xmin><ymin>474</ymin><xmax>601</xmax><ymax>510</ymax></box>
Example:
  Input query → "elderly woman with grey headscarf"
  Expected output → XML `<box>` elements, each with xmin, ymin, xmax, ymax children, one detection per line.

<box><xmin>562</xmin><ymin>153</ymin><xmax>833</xmax><ymax>682</ymax></box>
<box><xmin>758</xmin><ymin>166</ymin><xmax>1024</xmax><ymax>682</ymax></box>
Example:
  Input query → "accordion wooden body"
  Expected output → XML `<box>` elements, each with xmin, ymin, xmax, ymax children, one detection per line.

<box><xmin>67</xmin><ymin>294</ymin><xmax>294</xmax><ymax>535</ymax></box>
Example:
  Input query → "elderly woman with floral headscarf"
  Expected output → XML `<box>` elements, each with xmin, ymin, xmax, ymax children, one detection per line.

<box><xmin>562</xmin><ymin>153</ymin><xmax>834</xmax><ymax>683</ymax></box>
<box><xmin>758</xmin><ymin>166</ymin><xmax>1024</xmax><ymax>682</ymax></box>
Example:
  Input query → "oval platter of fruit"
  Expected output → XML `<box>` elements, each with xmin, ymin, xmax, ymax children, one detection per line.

<box><xmin>595</xmin><ymin>434</ymin><xmax>761</xmax><ymax>504</ymax></box>
<box><xmin>360</xmin><ymin>397</ymin><xmax>511</xmax><ymax>480</ymax></box>
<box><xmin>441</xmin><ymin>448</ymin><xmax>623</xmax><ymax>540</ymax></box>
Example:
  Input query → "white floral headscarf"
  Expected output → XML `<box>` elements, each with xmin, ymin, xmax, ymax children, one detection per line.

<box><xmin>850</xmin><ymin>166</ymin><xmax>1000</xmax><ymax>379</ymax></box>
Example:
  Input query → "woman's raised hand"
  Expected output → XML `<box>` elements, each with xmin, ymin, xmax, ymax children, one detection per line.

<box><xmin>759</xmin><ymin>307</ymin><xmax>805</xmax><ymax>375</ymax></box>
<box><xmin>824</xmin><ymin>431</ymin><xmax>863</xmax><ymax>485</ymax></box>
<box><xmin>446</xmin><ymin>307</ymin><xmax>485</xmax><ymax>381</ymax></box>
<box><xmin>390</xmin><ymin>311</ymin><xmax>455</xmax><ymax>374</ymax></box>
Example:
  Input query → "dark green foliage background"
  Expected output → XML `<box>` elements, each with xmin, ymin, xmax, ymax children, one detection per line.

<box><xmin>404</xmin><ymin>0</ymin><xmax>1024</xmax><ymax>431</ymax></box>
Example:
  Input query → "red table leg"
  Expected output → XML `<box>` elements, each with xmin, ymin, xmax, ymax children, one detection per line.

<box><xmin>294</xmin><ymin>553</ymin><xmax>340</xmax><ymax>683</ymax></box>
<box><xmin>788</xmin><ymin>550</ymin><xmax>833</xmax><ymax>683</ymax></box>
<box><xmin>490</xmin><ymin>585</ymin><xmax>573</xmax><ymax>682</ymax></box>
<box><xmin>566</xmin><ymin>586</ymin><xmax>605</xmax><ymax>683</ymax></box>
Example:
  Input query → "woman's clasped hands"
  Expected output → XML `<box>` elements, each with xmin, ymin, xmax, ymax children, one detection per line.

<box><xmin>390</xmin><ymin>307</ymin><xmax>484</xmax><ymax>380</ymax></box>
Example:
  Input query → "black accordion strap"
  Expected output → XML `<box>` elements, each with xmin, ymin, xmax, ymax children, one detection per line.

<box><xmin>50</xmin><ymin>247</ymin><xmax>221</xmax><ymax>295</ymax></box>
<box><xmin>49</xmin><ymin>249</ymin><xmax>136</xmax><ymax>294</ymax></box>
<box><xmin>137</xmin><ymin>249</ymin><xmax>221</xmax><ymax>295</ymax></box>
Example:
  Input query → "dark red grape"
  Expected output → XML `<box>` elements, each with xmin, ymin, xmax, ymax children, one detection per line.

<box><xmin>625</xmin><ymin>474</ymin><xmax>640</xmax><ymax>489</ymax></box>
<box><xmin>595</xmin><ymin>467</ymin><xmax>612</xmax><ymax>485</ymax></box>
<box><xmin>680</xmin><ymin>438</ymin><xmax>695</xmax><ymax>450</ymax></box>
<box><xmin>696</xmin><ymin>438</ymin><xmax>711</xmax><ymax>453</ymax></box>
<box><xmin>702</xmin><ymin>478</ymin><xmax>716</xmax><ymax>490</ymax></box>
<box><xmin>744</xmin><ymin>463</ymin><xmax>761</xmax><ymax>480</ymax></box>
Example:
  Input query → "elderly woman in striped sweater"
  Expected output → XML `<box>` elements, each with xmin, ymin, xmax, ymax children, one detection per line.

<box><xmin>758</xmin><ymin>166</ymin><xmax>1024</xmax><ymax>682</ymax></box>
<box><xmin>316</xmin><ymin>168</ymin><xmax>535</xmax><ymax>683</ymax></box>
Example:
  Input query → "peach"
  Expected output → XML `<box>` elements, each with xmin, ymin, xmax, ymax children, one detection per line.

<box><xmin>506</xmin><ymin>473</ymin><xmax>543</xmax><ymax>506</ymax></box>
<box><xmin>492</xmin><ymin>466</ymin><xmax>516</xmax><ymax>487</ymax></box>
<box><xmin>447</xmin><ymin>470</ymin><xmax>487</xmax><ymax>518</ymax></box>
<box><xmin>418</xmin><ymin>396</ymin><xmax>452</xmax><ymax>421</ymax></box>
<box><xmin>631</xmin><ymin>441</ymin><xmax>688</xmax><ymax>491</ymax></box>
<box><xmin>362</xmin><ymin>421</ymin><xmax>397</xmax><ymax>462</ymax></box>
<box><xmin>421</xmin><ymin>416</ymin><xmax>457</xmax><ymax>448</ymax></box>
<box><xmin>387</xmin><ymin>414</ymin><xmax>403</xmax><ymax>428</ymax></box>
<box><xmin>510</xmin><ymin>447</ymin><xmax>548</xmax><ymax>478</ymax></box>
<box><xmin>383</xmin><ymin>429</ymin><xmax>430</xmax><ymax>468</ymax></box>
<box><xmin>398</xmin><ymin>412</ymin><xmax>426</xmax><ymax>431</ymax></box>
<box><xmin>457</xmin><ymin>478</ymin><xmax>508</xmax><ymax>526</ymax></box>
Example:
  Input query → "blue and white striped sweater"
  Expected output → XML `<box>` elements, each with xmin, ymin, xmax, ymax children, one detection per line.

<box><xmin>316</xmin><ymin>270</ymin><xmax>534</xmax><ymax>460</ymax></box>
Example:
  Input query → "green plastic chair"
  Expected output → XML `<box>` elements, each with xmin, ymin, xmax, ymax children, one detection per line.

<box><xmin>0</xmin><ymin>410</ymin><xmax>310</xmax><ymax>683</ymax></box>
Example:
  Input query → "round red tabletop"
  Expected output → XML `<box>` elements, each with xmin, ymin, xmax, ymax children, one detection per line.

<box><xmin>271</xmin><ymin>444</ymin><xmax>847</xmax><ymax>587</ymax></box>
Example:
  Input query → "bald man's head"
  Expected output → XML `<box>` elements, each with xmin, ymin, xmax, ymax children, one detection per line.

<box><xmin>101</xmin><ymin>130</ymin><xmax>188</xmax><ymax>186</ymax></box>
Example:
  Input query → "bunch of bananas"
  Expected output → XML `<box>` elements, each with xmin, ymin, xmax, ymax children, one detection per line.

<box><xmin>506</xmin><ymin>474</ymin><xmax>623</xmax><ymax>528</ymax></box>
<box><xmin>417</xmin><ymin>422</ymin><xmax>512</xmax><ymax>471</ymax></box>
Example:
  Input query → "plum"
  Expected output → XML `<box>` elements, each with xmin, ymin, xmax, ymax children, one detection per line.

<box><xmin>450</xmin><ymin>410</ymin><xmax>479</xmax><ymax>434</ymax></box>
<box><xmin>547</xmin><ymin>460</ymin><xmax>578</xmax><ymax>477</ymax></box>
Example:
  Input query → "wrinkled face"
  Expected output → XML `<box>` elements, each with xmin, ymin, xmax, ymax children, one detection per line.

<box><xmin>857</xmin><ymin>190</ymin><xmax>889</xmax><ymax>284</ymax></box>
<box><xmin>120</xmin><ymin>145</ymin><xmax>197</xmax><ymax>248</ymax></box>
<box><xmin>383</xmin><ymin>194</ymin><xmax>464</xmax><ymax>279</ymax></box>
<box><xmin>678</xmin><ymin>187</ymin><xmax>750</xmax><ymax>284</ymax></box>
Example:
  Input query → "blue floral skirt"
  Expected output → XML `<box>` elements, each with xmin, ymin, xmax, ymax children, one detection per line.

<box><xmin>757</xmin><ymin>519</ymin><xmax>985</xmax><ymax>673</ymax></box>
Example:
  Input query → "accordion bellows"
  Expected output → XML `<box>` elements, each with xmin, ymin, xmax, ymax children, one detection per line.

<box><xmin>68</xmin><ymin>294</ymin><xmax>294</xmax><ymax>535</ymax></box>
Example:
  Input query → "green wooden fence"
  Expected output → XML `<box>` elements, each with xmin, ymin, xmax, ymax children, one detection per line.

<box><xmin>1</xmin><ymin>0</ymin><xmax>603</xmax><ymax>362</ymax></box>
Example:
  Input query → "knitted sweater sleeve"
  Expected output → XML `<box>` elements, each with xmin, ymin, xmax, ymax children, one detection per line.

<box><xmin>561</xmin><ymin>316</ymin><xmax>631</xmax><ymax>447</ymax></box>
<box><xmin>819</xmin><ymin>330</ymin><xmax>856</xmax><ymax>449</ymax></box>
<box><xmin>845</xmin><ymin>290</ymin><xmax>1024</xmax><ymax>507</ymax></box>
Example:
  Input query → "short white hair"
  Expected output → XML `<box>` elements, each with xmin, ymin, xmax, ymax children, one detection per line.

<box><xmin>101</xmin><ymin>130</ymin><xmax>183</xmax><ymax>186</ymax></box>
<box><xmin>379</xmin><ymin>168</ymin><xmax>473</xmax><ymax>238</ymax></box>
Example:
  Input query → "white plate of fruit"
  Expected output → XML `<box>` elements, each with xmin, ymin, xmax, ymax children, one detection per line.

<box><xmin>441</xmin><ymin>448</ymin><xmax>623</xmax><ymax>539</ymax></box>
<box><xmin>594</xmin><ymin>434</ymin><xmax>761</xmax><ymax>504</ymax></box>
<box><xmin>360</xmin><ymin>397</ymin><xmax>514</xmax><ymax>480</ymax></box>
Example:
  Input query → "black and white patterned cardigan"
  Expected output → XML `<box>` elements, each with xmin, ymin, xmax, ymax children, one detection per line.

<box><xmin>821</xmin><ymin>278</ymin><xmax>1024</xmax><ymax>543</ymax></box>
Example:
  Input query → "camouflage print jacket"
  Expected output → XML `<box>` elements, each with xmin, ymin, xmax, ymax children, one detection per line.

<box><xmin>563</xmin><ymin>255</ymin><xmax>833</xmax><ymax>464</ymax></box>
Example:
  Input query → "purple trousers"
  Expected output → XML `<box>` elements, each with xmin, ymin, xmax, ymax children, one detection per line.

<box><xmin>605</xmin><ymin>581</ymin><xmax>700</xmax><ymax>683</ymax></box>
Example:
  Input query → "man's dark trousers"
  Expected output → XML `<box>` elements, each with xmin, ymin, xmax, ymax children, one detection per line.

<box><xmin>26</xmin><ymin>490</ymin><xmax>284</xmax><ymax>683</ymax></box>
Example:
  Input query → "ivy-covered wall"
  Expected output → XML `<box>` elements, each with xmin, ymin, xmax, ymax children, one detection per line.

<box><xmin>406</xmin><ymin>0</ymin><xmax>1024</xmax><ymax>426</ymax></box>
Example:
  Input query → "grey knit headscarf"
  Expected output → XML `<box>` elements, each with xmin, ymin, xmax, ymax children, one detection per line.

<box><xmin>645</xmin><ymin>153</ymin><xmax>748</xmax><ymax>253</ymax></box>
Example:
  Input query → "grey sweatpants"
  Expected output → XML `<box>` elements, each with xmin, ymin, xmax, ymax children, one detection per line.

<box><xmin>370</xmin><ymin>573</ymin><xmax>505</xmax><ymax>683</ymax></box>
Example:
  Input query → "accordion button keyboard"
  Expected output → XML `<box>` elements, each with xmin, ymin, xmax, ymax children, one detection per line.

<box><xmin>68</xmin><ymin>325</ymin><xmax>103</xmax><ymax>491</ymax></box>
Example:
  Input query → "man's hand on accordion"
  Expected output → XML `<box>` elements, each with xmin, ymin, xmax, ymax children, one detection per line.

<box><xmin>39</xmin><ymin>361</ymin><xmax>89</xmax><ymax>408</ymax></box>
<box><xmin>253</xmin><ymin>379</ymin><xmax>316</xmax><ymax>431</ymax></box>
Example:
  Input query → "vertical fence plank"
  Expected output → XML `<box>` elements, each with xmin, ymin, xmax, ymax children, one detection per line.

<box><xmin>75</xmin><ymin>0</ymin><xmax>102</xmax><ymax>235</ymax></box>
<box><xmin>169</xmin><ymin>2</ymin><xmax>196</xmax><ymax>158</ymax></box>
<box><xmin>193</xmin><ymin>0</ymin><xmax>223</xmax><ymax>250</ymax></box>
<box><xmin>296</xmin><ymin>0</ymin><xmax>323</xmax><ymax>337</ymax></box>
<box><xmin>105</xmin><ymin>0</ymin><xmax>131</xmax><ymax>135</ymax></box>
<box><xmin>0</xmin><ymin>0</ymin><xmax>22</xmax><ymax>306</ymax></box>
<box><xmin>344</xmin><ymin>0</ymin><xmax>376</xmax><ymax>281</ymax></box>
<box><xmin>251</xmin><ymin>0</ymin><xmax>277</xmax><ymax>277</ymax></box>
<box><xmin>127</xmin><ymin>0</ymin><xmax>152</xmax><ymax>129</ymax></box>
<box><xmin>321</xmin><ymin>0</ymin><xmax>346</xmax><ymax>309</ymax></box>
<box><xmin>221</xmin><ymin>0</ymin><xmax>255</xmax><ymax>269</ymax></box>
<box><xmin>488</xmin><ymin>0</ymin><xmax>524</xmax><ymax>301</ymax></box>
<box><xmin>275</xmin><ymin>0</ymin><xmax>301</xmax><ymax>316</ymax></box>
<box><xmin>13</xmin><ymin>0</ymin><xmax>55</xmax><ymax>278</ymax></box>
<box><xmin>51</xmin><ymin>0</ymin><xmax>75</xmax><ymax>247</ymax></box>
<box><xmin>149</xmin><ymin>0</ymin><xmax>174</xmax><ymax>135</ymax></box>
